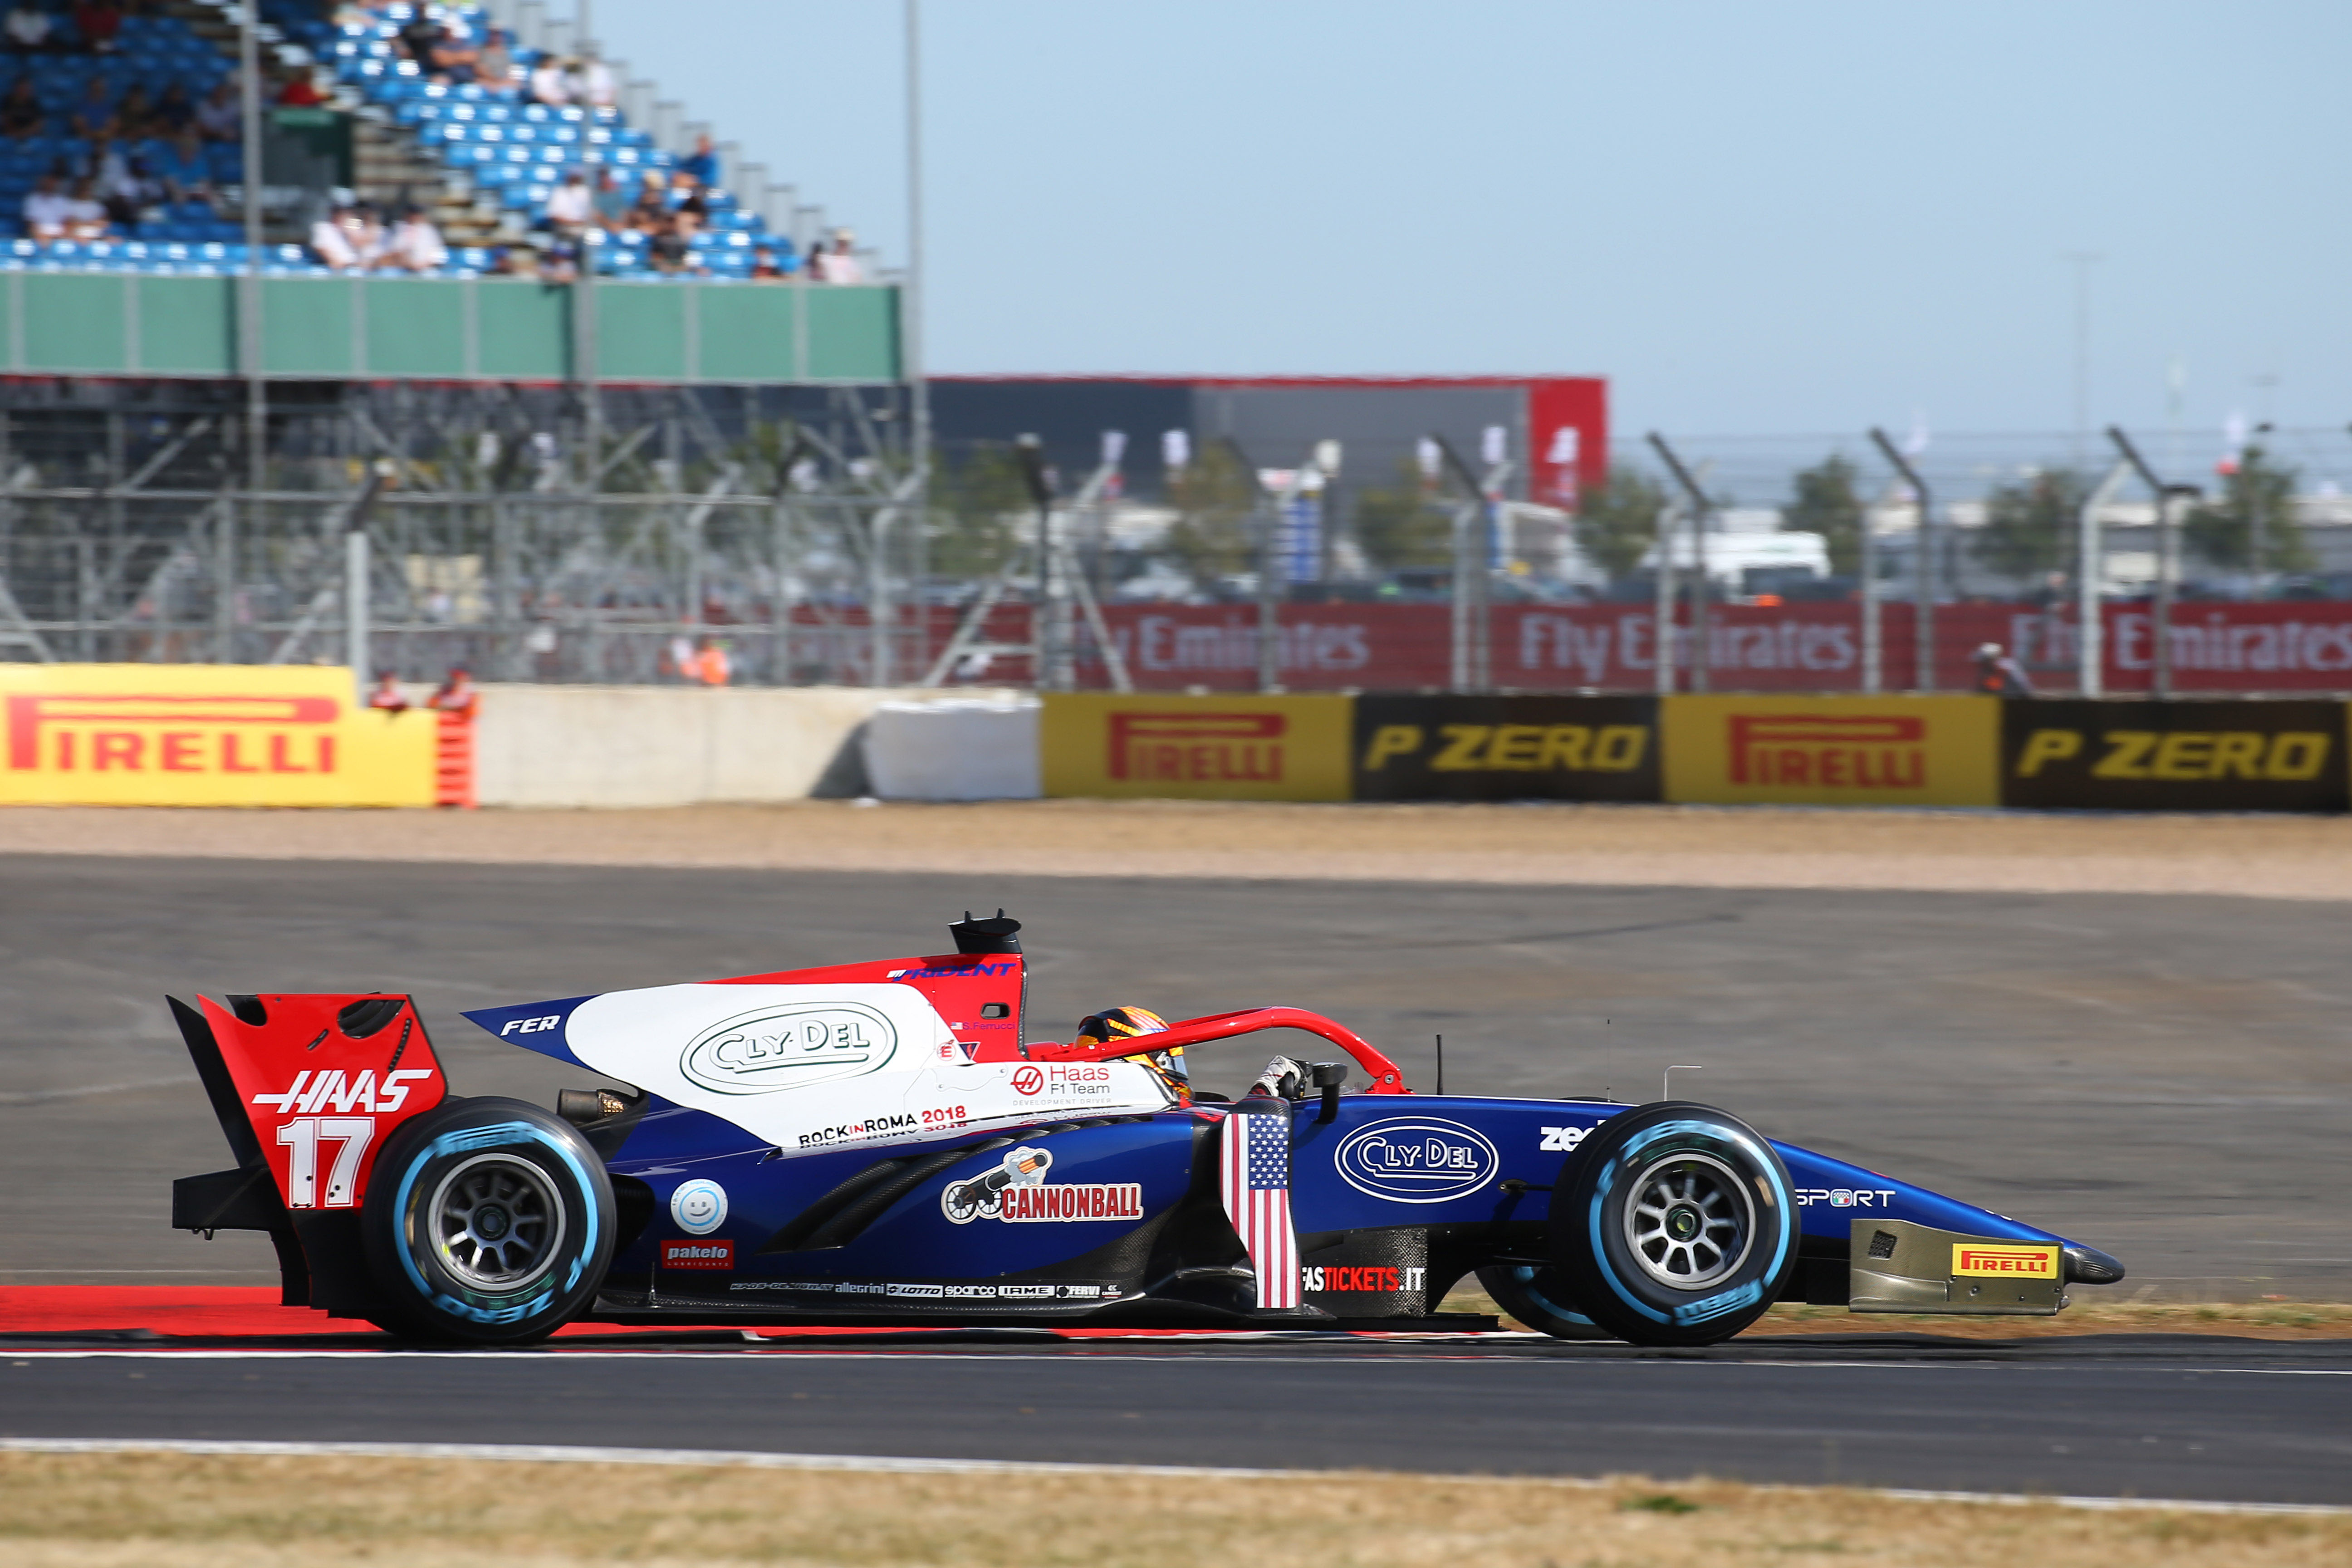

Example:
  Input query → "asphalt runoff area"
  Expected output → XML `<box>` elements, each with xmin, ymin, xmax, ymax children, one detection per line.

<box><xmin>3</xmin><ymin>854</ymin><xmax>2349</xmax><ymax>1503</ymax></box>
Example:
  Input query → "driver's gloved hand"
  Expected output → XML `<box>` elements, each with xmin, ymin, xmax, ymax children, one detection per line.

<box><xmin>1247</xmin><ymin>1054</ymin><xmax>1309</xmax><ymax>1100</ymax></box>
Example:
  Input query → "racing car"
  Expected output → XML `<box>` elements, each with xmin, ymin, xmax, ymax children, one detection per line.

<box><xmin>167</xmin><ymin>911</ymin><xmax>2124</xmax><ymax>1346</ymax></box>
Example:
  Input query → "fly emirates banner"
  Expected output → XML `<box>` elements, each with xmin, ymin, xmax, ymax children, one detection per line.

<box><xmin>0</xmin><ymin>664</ymin><xmax>438</xmax><ymax>806</ymax></box>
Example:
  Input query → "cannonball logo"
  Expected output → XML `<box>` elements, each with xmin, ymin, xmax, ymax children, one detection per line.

<box><xmin>1011</xmin><ymin>1065</ymin><xmax>1044</xmax><ymax>1096</ymax></box>
<box><xmin>670</xmin><ymin>1178</ymin><xmax>728</xmax><ymax>1236</ymax></box>
<box><xmin>1334</xmin><ymin>1117</ymin><xmax>1499</xmax><ymax>1204</ymax></box>
<box><xmin>679</xmin><ymin>1002</ymin><xmax>899</xmax><ymax>1095</ymax></box>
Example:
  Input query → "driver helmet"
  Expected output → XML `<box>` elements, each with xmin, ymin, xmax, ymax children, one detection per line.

<box><xmin>1075</xmin><ymin>1005</ymin><xmax>1187</xmax><ymax>1105</ymax></box>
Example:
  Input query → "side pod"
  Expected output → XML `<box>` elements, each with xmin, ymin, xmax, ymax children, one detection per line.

<box><xmin>170</xmin><ymin>991</ymin><xmax>450</xmax><ymax>1317</ymax></box>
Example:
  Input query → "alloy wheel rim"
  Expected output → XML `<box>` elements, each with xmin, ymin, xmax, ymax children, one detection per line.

<box><xmin>1622</xmin><ymin>1151</ymin><xmax>1754</xmax><ymax>1291</ymax></box>
<box><xmin>428</xmin><ymin>1153</ymin><xmax>564</xmax><ymax>1292</ymax></box>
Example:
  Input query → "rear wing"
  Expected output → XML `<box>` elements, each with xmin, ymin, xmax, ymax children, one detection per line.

<box><xmin>170</xmin><ymin>991</ymin><xmax>448</xmax><ymax>1316</ymax></box>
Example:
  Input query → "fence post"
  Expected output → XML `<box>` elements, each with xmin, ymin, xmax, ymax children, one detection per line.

<box><xmin>1869</xmin><ymin>428</ymin><xmax>1934</xmax><ymax>691</ymax></box>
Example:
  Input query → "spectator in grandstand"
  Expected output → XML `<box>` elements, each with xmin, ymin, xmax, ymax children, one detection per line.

<box><xmin>813</xmin><ymin>228</ymin><xmax>863</xmax><ymax>284</ymax></box>
<box><xmin>428</xmin><ymin>25</ymin><xmax>477</xmax><ymax>83</ymax></box>
<box><xmin>276</xmin><ymin>68</ymin><xmax>325</xmax><ymax>109</ymax></box>
<box><xmin>670</xmin><ymin>181</ymin><xmax>706</xmax><ymax>239</ymax></box>
<box><xmin>474</xmin><ymin>28</ymin><xmax>515</xmax><ymax>92</ymax></box>
<box><xmin>678</xmin><ymin>134</ymin><xmax>718</xmax><ymax>190</ymax></box>
<box><xmin>308</xmin><ymin>201</ymin><xmax>361</xmax><ymax>270</ymax></box>
<box><xmin>528</xmin><ymin>53</ymin><xmax>571</xmax><ymax>106</ymax></box>
<box><xmin>396</xmin><ymin>10</ymin><xmax>441</xmax><ymax>66</ymax></box>
<box><xmin>152</xmin><ymin>82</ymin><xmax>198</xmax><ymax>137</ymax></box>
<box><xmin>492</xmin><ymin>241</ymin><xmax>541</xmax><ymax>278</ymax></box>
<box><xmin>21</xmin><ymin>174</ymin><xmax>71</xmax><ymax>239</ymax></box>
<box><xmin>63</xmin><ymin>177</ymin><xmax>106</xmax><ymax>238</ymax></box>
<box><xmin>4</xmin><ymin>2</ymin><xmax>54</xmax><ymax>54</ymax></box>
<box><xmin>110</xmin><ymin>82</ymin><xmax>154</xmax><ymax>139</ymax></box>
<box><xmin>750</xmin><ymin>246</ymin><xmax>788</xmax><ymax>281</ymax></box>
<box><xmin>366</xmin><ymin>671</ymin><xmax>408</xmax><ymax>714</ymax></box>
<box><xmin>542</xmin><ymin>167</ymin><xmax>592</xmax><ymax>233</ymax></box>
<box><xmin>72</xmin><ymin>0</ymin><xmax>120</xmax><ymax>53</ymax></box>
<box><xmin>90</xmin><ymin>136</ymin><xmax>146</xmax><ymax>225</ymax></box>
<box><xmin>591</xmin><ymin>165</ymin><xmax>629</xmax><ymax>231</ymax></box>
<box><xmin>68</xmin><ymin>74</ymin><xmax>115</xmax><ymax>139</ymax></box>
<box><xmin>622</xmin><ymin>172</ymin><xmax>666</xmax><ymax>235</ymax></box>
<box><xmin>382</xmin><ymin>204</ymin><xmax>447</xmax><ymax>272</ymax></box>
<box><xmin>155</xmin><ymin>128</ymin><xmax>214</xmax><ymax>208</ymax></box>
<box><xmin>0</xmin><ymin>77</ymin><xmax>42</xmax><ymax>139</ymax></box>
<box><xmin>195</xmin><ymin>79</ymin><xmax>239</xmax><ymax>142</ymax></box>
<box><xmin>647</xmin><ymin>214</ymin><xmax>696</xmax><ymax>275</ymax></box>
<box><xmin>572</xmin><ymin>51</ymin><xmax>616</xmax><ymax>108</ymax></box>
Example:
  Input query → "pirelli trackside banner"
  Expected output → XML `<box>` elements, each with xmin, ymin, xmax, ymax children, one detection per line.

<box><xmin>1661</xmin><ymin>694</ymin><xmax>2001</xmax><ymax>808</ymax></box>
<box><xmin>1039</xmin><ymin>693</ymin><xmax>1352</xmax><ymax>801</ymax></box>
<box><xmin>0</xmin><ymin>664</ymin><xmax>437</xmax><ymax>806</ymax></box>
<box><xmin>1352</xmin><ymin>694</ymin><xmax>1660</xmax><ymax>802</ymax></box>
<box><xmin>2001</xmin><ymin>699</ymin><xmax>2348</xmax><ymax>813</ymax></box>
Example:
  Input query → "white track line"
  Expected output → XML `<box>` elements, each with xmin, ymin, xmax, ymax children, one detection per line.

<box><xmin>0</xmin><ymin>1438</ymin><xmax>2342</xmax><ymax>1518</ymax></box>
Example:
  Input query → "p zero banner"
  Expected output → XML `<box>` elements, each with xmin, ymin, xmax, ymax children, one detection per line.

<box><xmin>0</xmin><ymin>664</ymin><xmax>437</xmax><ymax>806</ymax></box>
<box><xmin>1039</xmin><ymin>693</ymin><xmax>1351</xmax><ymax>801</ymax></box>
<box><xmin>2001</xmin><ymin>700</ymin><xmax>2348</xmax><ymax>813</ymax></box>
<box><xmin>1353</xmin><ymin>694</ymin><xmax>1661</xmax><ymax>802</ymax></box>
<box><xmin>1661</xmin><ymin>694</ymin><xmax>2000</xmax><ymax>808</ymax></box>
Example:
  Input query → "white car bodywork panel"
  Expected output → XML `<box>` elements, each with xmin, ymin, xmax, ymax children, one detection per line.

<box><xmin>563</xmin><ymin>981</ymin><xmax>1171</xmax><ymax>1152</ymax></box>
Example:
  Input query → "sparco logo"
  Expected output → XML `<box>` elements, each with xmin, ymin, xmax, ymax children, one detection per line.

<box><xmin>678</xmin><ymin>1002</ymin><xmax>898</xmax><ymax>1094</ymax></box>
<box><xmin>1333</xmin><ymin>1117</ymin><xmax>1498</xmax><ymax>1204</ymax></box>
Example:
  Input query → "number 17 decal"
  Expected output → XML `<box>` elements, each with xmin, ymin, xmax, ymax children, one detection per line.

<box><xmin>276</xmin><ymin>1117</ymin><xmax>375</xmax><ymax>1208</ymax></box>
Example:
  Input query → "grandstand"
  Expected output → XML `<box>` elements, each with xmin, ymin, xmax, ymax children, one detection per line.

<box><xmin>0</xmin><ymin>0</ymin><xmax>859</xmax><ymax>284</ymax></box>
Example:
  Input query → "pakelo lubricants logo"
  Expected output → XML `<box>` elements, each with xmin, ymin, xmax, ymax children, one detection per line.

<box><xmin>1728</xmin><ymin>713</ymin><xmax>1927</xmax><ymax>790</ymax></box>
<box><xmin>1333</xmin><ymin>1118</ymin><xmax>1499</xmax><ymax>1204</ymax></box>
<box><xmin>1108</xmin><ymin>711</ymin><xmax>1285</xmax><ymax>784</ymax></box>
<box><xmin>7</xmin><ymin>692</ymin><xmax>342</xmax><ymax>775</ymax></box>
<box><xmin>678</xmin><ymin>1003</ymin><xmax>898</xmax><ymax>1094</ymax></box>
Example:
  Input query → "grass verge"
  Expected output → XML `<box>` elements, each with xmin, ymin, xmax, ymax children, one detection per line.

<box><xmin>0</xmin><ymin>1452</ymin><xmax>2345</xmax><ymax>1568</ymax></box>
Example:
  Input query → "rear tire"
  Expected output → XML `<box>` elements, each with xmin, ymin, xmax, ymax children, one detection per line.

<box><xmin>1475</xmin><ymin>1264</ymin><xmax>1613</xmax><ymax>1341</ymax></box>
<box><xmin>1548</xmin><ymin>1101</ymin><xmax>1796</xmax><ymax>1347</ymax></box>
<box><xmin>361</xmin><ymin>1096</ymin><xmax>614</xmax><ymax>1345</ymax></box>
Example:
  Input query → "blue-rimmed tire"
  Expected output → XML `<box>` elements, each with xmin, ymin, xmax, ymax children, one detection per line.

<box><xmin>1475</xmin><ymin>1264</ymin><xmax>1614</xmax><ymax>1341</ymax></box>
<box><xmin>1548</xmin><ymin>1101</ymin><xmax>1796</xmax><ymax>1347</ymax></box>
<box><xmin>360</xmin><ymin>1097</ymin><xmax>614</xmax><ymax>1344</ymax></box>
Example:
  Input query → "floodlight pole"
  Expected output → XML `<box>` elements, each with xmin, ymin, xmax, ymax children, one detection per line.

<box><xmin>902</xmin><ymin>0</ymin><xmax>928</xmax><ymax>690</ymax></box>
<box><xmin>2108</xmin><ymin>426</ymin><xmax>2190</xmax><ymax>701</ymax></box>
<box><xmin>1647</xmin><ymin>433</ymin><xmax>1710</xmax><ymax>694</ymax></box>
<box><xmin>234</xmin><ymin>0</ymin><xmax>266</xmax><ymax>665</ymax></box>
<box><xmin>1869</xmin><ymin>428</ymin><xmax>1935</xmax><ymax>691</ymax></box>
<box><xmin>2073</xmin><ymin>461</ymin><xmax>2131</xmax><ymax>697</ymax></box>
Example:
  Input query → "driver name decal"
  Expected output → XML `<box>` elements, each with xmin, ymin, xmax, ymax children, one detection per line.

<box><xmin>679</xmin><ymin>1002</ymin><xmax>899</xmax><ymax>1094</ymax></box>
<box><xmin>1334</xmin><ymin>1117</ymin><xmax>1499</xmax><ymax>1204</ymax></box>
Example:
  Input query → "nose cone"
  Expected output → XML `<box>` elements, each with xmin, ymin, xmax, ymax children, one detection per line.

<box><xmin>2063</xmin><ymin>1243</ymin><xmax>2126</xmax><ymax>1285</ymax></box>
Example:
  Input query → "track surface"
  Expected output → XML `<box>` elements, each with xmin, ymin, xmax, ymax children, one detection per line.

<box><xmin>6</xmin><ymin>1336</ymin><xmax>2351</xmax><ymax>1504</ymax></box>
<box><xmin>4</xmin><ymin>854</ymin><xmax>2350</xmax><ymax>1504</ymax></box>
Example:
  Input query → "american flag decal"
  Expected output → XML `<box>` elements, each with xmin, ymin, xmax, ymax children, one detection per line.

<box><xmin>1220</xmin><ymin>1112</ymin><xmax>1298</xmax><ymax>1309</ymax></box>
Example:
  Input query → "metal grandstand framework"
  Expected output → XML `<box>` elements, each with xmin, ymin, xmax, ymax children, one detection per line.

<box><xmin>0</xmin><ymin>380</ymin><xmax>935</xmax><ymax>685</ymax></box>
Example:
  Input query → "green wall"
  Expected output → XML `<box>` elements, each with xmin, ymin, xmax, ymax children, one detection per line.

<box><xmin>0</xmin><ymin>272</ymin><xmax>900</xmax><ymax>384</ymax></box>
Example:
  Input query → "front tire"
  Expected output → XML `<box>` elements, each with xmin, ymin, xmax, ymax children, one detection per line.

<box><xmin>1549</xmin><ymin>1101</ymin><xmax>1797</xmax><ymax>1347</ymax></box>
<box><xmin>361</xmin><ymin>1097</ymin><xmax>615</xmax><ymax>1344</ymax></box>
<box><xmin>1475</xmin><ymin>1264</ymin><xmax>1613</xmax><ymax>1340</ymax></box>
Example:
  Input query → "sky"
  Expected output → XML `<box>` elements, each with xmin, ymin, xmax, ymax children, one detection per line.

<box><xmin>588</xmin><ymin>1</ymin><xmax>2349</xmax><ymax>469</ymax></box>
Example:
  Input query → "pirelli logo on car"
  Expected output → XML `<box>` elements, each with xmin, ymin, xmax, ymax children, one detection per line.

<box><xmin>1951</xmin><ymin>1243</ymin><xmax>2060</xmax><ymax>1279</ymax></box>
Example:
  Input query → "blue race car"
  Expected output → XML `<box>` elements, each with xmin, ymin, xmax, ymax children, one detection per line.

<box><xmin>168</xmin><ymin>911</ymin><xmax>2124</xmax><ymax>1345</ymax></box>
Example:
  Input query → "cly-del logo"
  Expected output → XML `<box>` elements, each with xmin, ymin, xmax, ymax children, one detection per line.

<box><xmin>1729</xmin><ymin>713</ymin><xmax>1926</xmax><ymax>791</ymax></box>
<box><xmin>678</xmin><ymin>1002</ymin><xmax>898</xmax><ymax>1094</ymax></box>
<box><xmin>1334</xmin><ymin>1117</ymin><xmax>1499</xmax><ymax>1204</ymax></box>
<box><xmin>1108</xmin><ymin>711</ymin><xmax>1285</xmax><ymax>784</ymax></box>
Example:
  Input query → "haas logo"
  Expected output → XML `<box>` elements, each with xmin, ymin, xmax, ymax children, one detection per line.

<box><xmin>678</xmin><ymin>1003</ymin><xmax>899</xmax><ymax>1095</ymax></box>
<box><xmin>1011</xmin><ymin>1065</ymin><xmax>1044</xmax><ymax>1096</ymax></box>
